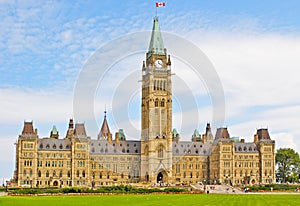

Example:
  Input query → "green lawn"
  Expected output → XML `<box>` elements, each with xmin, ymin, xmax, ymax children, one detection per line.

<box><xmin>0</xmin><ymin>194</ymin><xmax>299</xmax><ymax>206</ymax></box>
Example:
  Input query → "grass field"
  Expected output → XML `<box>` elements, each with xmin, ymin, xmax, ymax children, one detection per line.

<box><xmin>0</xmin><ymin>194</ymin><xmax>299</xmax><ymax>206</ymax></box>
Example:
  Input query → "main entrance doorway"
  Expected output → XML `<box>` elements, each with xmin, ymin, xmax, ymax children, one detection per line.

<box><xmin>157</xmin><ymin>172</ymin><xmax>163</xmax><ymax>183</ymax></box>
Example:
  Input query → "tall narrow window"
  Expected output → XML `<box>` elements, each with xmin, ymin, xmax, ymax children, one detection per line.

<box><xmin>157</xmin><ymin>145</ymin><xmax>163</xmax><ymax>158</ymax></box>
<box><xmin>154</xmin><ymin>80</ymin><xmax>156</xmax><ymax>90</ymax></box>
<box><xmin>155</xmin><ymin>99</ymin><xmax>159</xmax><ymax>107</ymax></box>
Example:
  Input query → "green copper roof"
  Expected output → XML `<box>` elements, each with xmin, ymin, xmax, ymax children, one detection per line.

<box><xmin>172</xmin><ymin>128</ymin><xmax>178</xmax><ymax>137</ymax></box>
<box><xmin>118</xmin><ymin>129</ymin><xmax>126</xmax><ymax>140</ymax></box>
<box><xmin>148</xmin><ymin>17</ymin><xmax>165</xmax><ymax>56</ymax></box>
<box><xmin>51</xmin><ymin>125</ymin><xmax>58</xmax><ymax>135</ymax></box>
<box><xmin>193</xmin><ymin>129</ymin><xmax>200</xmax><ymax>138</ymax></box>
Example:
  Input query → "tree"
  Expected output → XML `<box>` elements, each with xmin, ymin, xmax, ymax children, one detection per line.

<box><xmin>276</xmin><ymin>148</ymin><xmax>300</xmax><ymax>183</ymax></box>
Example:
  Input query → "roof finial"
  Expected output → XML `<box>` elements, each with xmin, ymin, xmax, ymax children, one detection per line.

<box><xmin>104</xmin><ymin>104</ymin><xmax>107</xmax><ymax>119</ymax></box>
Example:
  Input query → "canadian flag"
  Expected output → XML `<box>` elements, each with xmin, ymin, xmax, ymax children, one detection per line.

<box><xmin>156</xmin><ymin>2</ymin><xmax>166</xmax><ymax>7</ymax></box>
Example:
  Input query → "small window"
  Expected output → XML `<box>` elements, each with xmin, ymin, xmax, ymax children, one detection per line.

<box><xmin>53</xmin><ymin>144</ymin><xmax>56</xmax><ymax>149</ymax></box>
<box><xmin>46</xmin><ymin>144</ymin><xmax>50</xmax><ymax>149</ymax></box>
<box><xmin>59</xmin><ymin>144</ymin><xmax>63</xmax><ymax>149</ymax></box>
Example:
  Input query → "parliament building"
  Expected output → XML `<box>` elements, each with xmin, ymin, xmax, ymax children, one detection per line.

<box><xmin>12</xmin><ymin>17</ymin><xmax>276</xmax><ymax>188</ymax></box>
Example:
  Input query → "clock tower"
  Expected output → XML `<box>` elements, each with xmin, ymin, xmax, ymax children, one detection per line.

<box><xmin>140</xmin><ymin>17</ymin><xmax>173</xmax><ymax>183</ymax></box>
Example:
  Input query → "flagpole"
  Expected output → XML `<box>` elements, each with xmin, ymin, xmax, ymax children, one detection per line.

<box><xmin>156</xmin><ymin>6</ymin><xmax>157</xmax><ymax>17</ymax></box>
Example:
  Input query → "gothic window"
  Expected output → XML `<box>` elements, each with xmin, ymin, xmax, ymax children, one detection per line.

<box><xmin>38</xmin><ymin>170</ymin><xmax>41</xmax><ymax>177</ymax></box>
<box><xmin>46</xmin><ymin>171</ymin><xmax>49</xmax><ymax>177</ymax></box>
<box><xmin>160</xmin><ymin>81</ymin><xmax>163</xmax><ymax>90</ymax></box>
<box><xmin>238</xmin><ymin>147</ymin><xmax>242</xmax><ymax>151</ymax></box>
<box><xmin>82</xmin><ymin>170</ymin><xmax>85</xmax><ymax>178</ymax></box>
<box><xmin>190</xmin><ymin>172</ymin><xmax>193</xmax><ymax>178</ymax></box>
<box><xmin>92</xmin><ymin>148</ymin><xmax>95</xmax><ymax>153</ymax></box>
<box><xmin>59</xmin><ymin>170</ymin><xmax>63</xmax><ymax>178</ymax></box>
<box><xmin>59</xmin><ymin>144</ymin><xmax>63</xmax><ymax>149</ymax></box>
<box><xmin>195</xmin><ymin>149</ymin><xmax>199</xmax><ymax>154</ymax></box>
<box><xmin>154</xmin><ymin>80</ymin><xmax>156</xmax><ymax>90</ymax></box>
<box><xmin>163</xmin><ymin>81</ymin><xmax>166</xmax><ymax>91</ymax></box>
<box><xmin>249</xmin><ymin>147</ymin><xmax>252</xmax><ymax>151</ymax></box>
<box><xmin>53</xmin><ymin>171</ymin><xmax>56</xmax><ymax>177</ymax></box>
<box><xmin>67</xmin><ymin>171</ymin><xmax>71</xmax><ymax>178</ymax></box>
<box><xmin>244</xmin><ymin>147</ymin><xmax>247</xmax><ymax>151</ymax></box>
<box><xmin>155</xmin><ymin>99</ymin><xmax>159</xmax><ymax>107</ymax></box>
<box><xmin>29</xmin><ymin>170</ymin><xmax>32</xmax><ymax>177</ymax></box>
<box><xmin>157</xmin><ymin>145</ymin><xmax>163</xmax><ymax>158</ymax></box>
<box><xmin>76</xmin><ymin>170</ymin><xmax>79</xmax><ymax>177</ymax></box>
<box><xmin>46</xmin><ymin>144</ymin><xmax>50</xmax><ymax>149</ymax></box>
<box><xmin>40</xmin><ymin>144</ymin><xmax>43</xmax><ymax>149</ymax></box>
<box><xmin>53</xmin><ymin>144</ymin><xmax>56</xmax><ymax>149</ymax></box>
<box><xmin>23</xmin><ymin>170</ymin><xmax>26</xmax><ymax>176</ymax></box>
<box><xmin>100</xmin><ymin>148</ymin><xmax>104</xmax><ymax>153</ymax></box>
<box><xmin>161</xmin><ymin>99</ymin><xmax>165</xmax><ymax>107</ymax></box>
<box><xmin>183</xmin><ymin>172</ymin><xmax>186</xmax><ymax>178</ymax></box>
<box><xmin>100</xmin><ymin>173</ymin><xmax>102</xmax><ymax>179</ymax></box>
<box><xmin>135</xmin><ymin>149</ymin><xmax>138</xmax><ymax>153</ymax></box>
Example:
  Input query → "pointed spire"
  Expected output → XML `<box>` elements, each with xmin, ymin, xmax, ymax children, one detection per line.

<box><xmin>50</xmin><ymin>125</ymin><xmax>59</xmax><ymax>139</ymax></box>
<box><xmin>98</xmin><ymin>110</ymin><xmax>112</xmax><ymax>140</ymax></box>
<box><xmin>66</xmin><ymin>118</ymin><xmax>74</xmax><ymax>138</ymax></box>
<box><xmin>147</xmin><ymin>17</ymin><xmax>165</xmax><ymax>57</ymax></box>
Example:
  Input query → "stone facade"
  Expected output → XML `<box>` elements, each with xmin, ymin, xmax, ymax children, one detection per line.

<box><xmin>12</xmin><ymin>17</ymin><xmax>275</xmax><ymax>188</ymax></box>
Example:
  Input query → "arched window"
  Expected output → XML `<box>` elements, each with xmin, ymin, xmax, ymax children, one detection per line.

<box><xmin>59</xmin><ymin>170</ymin><xmax>63</xmax><ymax>178</ymax></box>
<box><xmin>82</xmin><ymin>170</ymin><xmax>85</xmax><ymax>177</ymax></box>
<box><xmin>190</xmin><ymin>172</ymin><xmax>193</xmax><ymax>178</ymax></box>
<box><xmin>59</xmin><ymin>144</ymin><xmax>63</xmax><ymax>149</ymax></box>
<box><xmin>53</xmin><ymin>170</ymin><xmax>56</xmax><ymax>177</ymax></box>
<box><xmin>92</xmin><ymin>148</ymin><xmax>95</xmax><ymax>153</ymax></box>
<box><xmin>40</xmin><ymin>144</ymin><xmax>43</xmax><ymax>149</ymax></box>
<box><xmin>53</xmin><ymin>144</ymin><xmax>56</xmax><ymax>149</ymax></box>
<box><xmin>161</xmin><ymin>99</ymin><xmax>165</xmax><ymax>107</ymax></box>
<box><xmin>157</xmin><ymin>145</ymin><xmax>164</xmax><ymax>158</ymax></box>
<box><xmin>195</xmin><ymin>149</ymin><xmax>199</xmax><ymax>154</ymax></box>
<box><xmin>38</xmin><ymin>170</ymin><xmax>41</xmax><ymax>177</ymax></box>
<box><xmin>67</xmin><ymin>171</ymin><xmax>71</xmax><ymax>178</ymax></box>
<box><xmin>29</xmin><ymin>170</ymin><xmax>32</xmax><ymax>177</ymax></box>
<box><xmin>23</xmin><ymin>170</ymin><xmax>26</xmax><ymax>176</ymax></box>
<box><xmin>66</xmin><ymin>144</ymin><xmax>70</xmax><ymax>149</ymax></box>
<box><xmin>100</xmin><ymin>172</ymin><xmax>102</xmax><ymax>179</ymax></box>
<box><xmin>244</xmin><ymin>147</ymin><xmax>247</xmax><ymax>151</ymax></box>
<box><xmin>183</xmin><ymin>172</ymin><xmax>186</xmax><ymax>178</ymax></box>
<box><xmin>155</xmin><ymin>99</ymin><xmax>159</xmax><ymax>107</ymax></box>
<box><xmin>160</xmin><ymin>81</ymin><xmax>163</xmax><ymax>90</ymax></box>
<box><xmin>154</xmin><ymin>80</ymin><xmax>156</xmax><ymax>90</ymax></box>
<box><xmin>46</xmin><ymin>144</ymin><xmax>50</xmax><ymax>149</ymax></box>
<box><xmin>46</xmin><ymin>171</ymin><xmax>49</xmax><ymax>177</ymax></box>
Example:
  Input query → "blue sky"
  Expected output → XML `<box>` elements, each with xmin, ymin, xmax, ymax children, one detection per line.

<box><xmin>1</xmin><ymin>0</ymin><xmax>300</xmax><ymax>182</ymax></box>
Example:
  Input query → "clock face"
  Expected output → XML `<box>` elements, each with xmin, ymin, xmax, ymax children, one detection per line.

<box><xmin>155</xmin><ymin>59</ymin><xmax>163</xmax><ymax>68</ymax></box>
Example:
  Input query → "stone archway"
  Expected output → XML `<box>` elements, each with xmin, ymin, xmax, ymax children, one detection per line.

<box><xmin>156</xmin><ymin>170</ymin><xmax>168</xmax><ymax>183</ymax></box>
<box><xmin>157</xmin><ymin>172</ymin><xmax>163</xmax><ymax>183</ymax></box>
<box><xmin>53</xmin><ymin>180</ymin><xmax>58</xmax><ymax>187</ymax></box>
